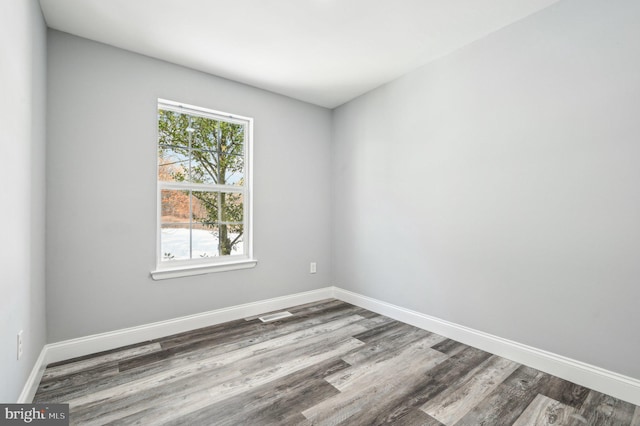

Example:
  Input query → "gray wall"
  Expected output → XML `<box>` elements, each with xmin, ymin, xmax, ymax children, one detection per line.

<box><xmin>0</xmin><ymin>0</ymin><xmax>47</xmax><ymax>401</ymax></box>
<box><xmin>46</xmin><ymin>31</ymin><xmax>332</xmax><ymax>342</ymax></box>
<box><xmin>332</xmin><ymin>0</ymin><xmax>640</xmax><ymax>379</ymax></box>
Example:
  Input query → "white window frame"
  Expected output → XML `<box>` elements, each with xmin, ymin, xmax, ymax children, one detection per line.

<box><xmin>151</xmin><ymin>99</ymin><xmax>256</xmax><ymax>280</ymax></box>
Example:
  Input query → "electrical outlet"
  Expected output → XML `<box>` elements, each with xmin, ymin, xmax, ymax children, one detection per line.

<box><xmin>310</xmin><ymin>262</ymin><xmax>317</xmax><ymax>274</ymax></box>
<box><xmin>17</xmin><ymin>330</ymin><xmax>23</xmax><ymax>360</ymax></box>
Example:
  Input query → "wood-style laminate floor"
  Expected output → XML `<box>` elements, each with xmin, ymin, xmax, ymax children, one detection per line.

<box><xmin>34</xmin><ymin>299</ymin><xmax>640</xmax><ymax>425</ymax></box>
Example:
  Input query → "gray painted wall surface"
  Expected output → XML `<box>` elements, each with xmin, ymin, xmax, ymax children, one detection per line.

<box><xmin>46</xmin><ymin>31</ymin><xmax>332</xmax><ymax>342</ymax></box>
<box><xmin>0</xmin><ymin>0</ymin><xmax>47</xmax><ymax>401</ymax></box>
<box><xmin>332</xmin><ymin>0</ymin><xmax>640</xmax><ymax>379</ymax></box>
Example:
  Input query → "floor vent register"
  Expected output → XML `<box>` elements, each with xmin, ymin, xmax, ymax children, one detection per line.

<box><xmin>258</xmin><ymin>311</ymin><xmax>293</xmax><ymax>322</ymax></box>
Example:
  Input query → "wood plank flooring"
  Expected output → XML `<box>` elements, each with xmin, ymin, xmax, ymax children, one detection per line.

<box><xmin>34</xmin><ymin>299</ymin><xmax>639</xmax><ymax>425</ymax></box>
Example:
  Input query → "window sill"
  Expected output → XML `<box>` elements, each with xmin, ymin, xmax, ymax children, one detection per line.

<box><xmin>151</xmin><ymin>259</ymin><xmax>257</xmax><ymax>280</ymax></box>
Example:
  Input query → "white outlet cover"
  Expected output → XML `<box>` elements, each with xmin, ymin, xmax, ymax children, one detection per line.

<box><xmin>17</xmin><ymin>330</ymin><xmax>23</xmax><ymax>360</ymax></box>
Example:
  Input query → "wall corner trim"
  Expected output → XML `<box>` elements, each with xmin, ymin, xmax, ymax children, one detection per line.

<box><xmin>331</xmin><ymin>286</ymin><xmax>640</xmax><ymax>406</ymax></box>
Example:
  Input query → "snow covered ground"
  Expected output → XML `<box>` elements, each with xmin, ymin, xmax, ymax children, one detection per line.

<box><xmin>161</xmin><ymin>228</ymin><xmax>242</xmax><ymax>260</ymax></box>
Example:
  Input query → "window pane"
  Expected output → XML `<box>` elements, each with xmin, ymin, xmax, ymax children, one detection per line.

<box><xmin>215</xmin><ymin>224</ymin><xmax>244</xmax><ymax>256</ymax></box>
<box><xmin>189</xmin><ymin>150</ymin><xmax>244</xmax><ymax>185</ymax></box>
<box><xmin>221</xmin><ymin>192</ymin><xmax>243</xmax><ymax>223</ymax></box>
<box><xmin>161</xmin><ymin>189</ymin><xmax>191</xmax><ymax>261</ymax></box>
<box><xmin>222</xmin><ymin>224</ymin><xmax>244</xmax><ymax>256</ymax></box>
<box><xmin>190</xmin><ymin>191</ymin><xmax>243</xmax><ymax>224</ymax></box>
<box><xmin>191</xmin><ymin>223</ymin><xmax>219</xmax><ymax>258</ymax></box>
<box><xmin>158</xmin><ymin>110</ymin><xmax>190</xmax><ymax>148</ymax></box>
<box><xmin>220</xmin><ymin>153</ymin><xmax>244</xmax><ymax>186</ymax></box>
<box><xmin>191</xmin><ymin>191</ymin><xmax>218</xmax><ymax>226</ymax></box>
<box><xmin>219</xmin><ymin>121</ymin><xmax>245</xmax><ymax>186</ymax></box>
<box><xmin>161</xmin><ymin>189</ymin><xmax>190</xmax><ymax>223</ymax></box>
<box><xmin>190</xmin><ymin>149</ymin><xmax>218</xmax><ymax>185</ymax></box>
<box><xmin>158</xmin><ymin>146</ymin><xmax>189</xmax><ymax>182</ymax></box>
<box><xmin>190</xmin><ymin>116</ymin><xmax>216</xmax><ymax>152</ymax></box>
<box><xmin>160</xmin><ymin>224</ymin><xmax>190</xmax><ymax>261</ymax></box>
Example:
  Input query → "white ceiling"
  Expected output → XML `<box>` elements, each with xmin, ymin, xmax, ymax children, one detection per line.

<box><xmin>39</xmin><ymin>0</ymin><xmax>561</xmax><ymax>108</ymax></box>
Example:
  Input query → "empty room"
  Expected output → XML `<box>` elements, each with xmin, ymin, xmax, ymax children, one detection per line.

<box><xmin>2</xmin><ymin>0</ymin><xmax>639</xmax><ymax>424</ymax></box>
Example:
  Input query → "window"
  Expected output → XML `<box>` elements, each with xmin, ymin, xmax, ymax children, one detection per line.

<box><xmin>151</xmin><ymin>99</ymin><xmax>255</xmax><ymax>279</ymax></box>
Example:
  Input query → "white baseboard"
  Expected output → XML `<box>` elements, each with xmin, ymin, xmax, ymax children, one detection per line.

<box><xmin>332</xmin><ymin>286</ymin><xmax>640</xmax><ymax>406</ymax></box>
<box><xmin>19</xmin><ymin>287</ymin><xmax>332</xmax><ymax>402</ymax></box>
<box><xmin>23</xmin><ymin>285</ymin><xmax>640</xmax><ymax>407</ymax></box>
<box><xmin>45</xmin><ymin>287</ymin><xmax>333</xmax><ymax>365</ymax></box>
<box><xmin>17</xmin><ymin>346</ymin><xmax>49</xmax><ymax>403</ymax></box>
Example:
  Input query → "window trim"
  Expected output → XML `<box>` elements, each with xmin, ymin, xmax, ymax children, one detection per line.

<box><xmin>151</xmin><ymin>99</ymin><xmax>256</xmax><ymax>280</ymax></box>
